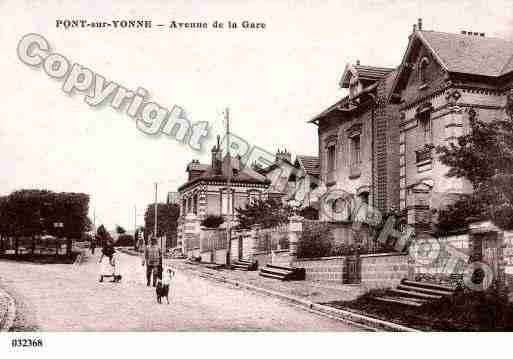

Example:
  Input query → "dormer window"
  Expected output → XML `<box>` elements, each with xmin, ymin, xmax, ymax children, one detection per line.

<box><xmin>419</xmin><ymin>57</ymin><xmax>430</xmax><ymax>86</ymax></box>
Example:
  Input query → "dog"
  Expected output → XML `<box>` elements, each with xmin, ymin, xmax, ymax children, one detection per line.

<box><xmin>155</xmin><ymin>279</ymin><xmax>170</xmax><ymax>304</ymax></box>
<box><xmin>155</xmin><ymin>268</ymin><xmax>175</xmax><ymax>304</ymax></box>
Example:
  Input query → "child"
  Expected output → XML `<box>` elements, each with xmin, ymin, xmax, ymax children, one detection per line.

<box><xmin>110</xmin><ymin>249</ymin><xmax>122</xmax><ymax>283</ymax></box>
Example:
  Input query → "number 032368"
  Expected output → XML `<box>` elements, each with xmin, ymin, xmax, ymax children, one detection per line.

<box><xmin>11</xmin><ymin>338</ymin><xmax>43</xmax><ymax>347</ymax></box>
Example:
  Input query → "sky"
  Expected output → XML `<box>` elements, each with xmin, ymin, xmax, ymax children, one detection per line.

<box><xmin>1</xmin><ymin>0</ymin><xmax>512</xmax><ymax>230</ymax></box>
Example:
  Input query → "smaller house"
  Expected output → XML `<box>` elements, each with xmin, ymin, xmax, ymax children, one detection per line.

<box><xmin>258</xmin><ymin>149</ymin><xmax>320</xmax><ymax>209</ymax></box>
<box><xmin>176</xmin><ymin>136</ymin><xmax>270</xmax><ymax>252</ymax></box>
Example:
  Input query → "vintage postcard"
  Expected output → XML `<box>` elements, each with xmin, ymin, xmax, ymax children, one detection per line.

<box><xmin>1</xmin><ymin>0</ymin><xmax>513</xmax><ymax>356</ymax></box>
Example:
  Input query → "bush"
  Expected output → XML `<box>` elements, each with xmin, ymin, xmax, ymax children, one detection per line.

<box><xmin>297</xmin><ymin>225</ymin><xmax>334</xmax><ymax>258</ymax></box>
<box><xmin>299</xmin><ymin>206</ymin><xmax>319</xmax><ymax>220</ymax></box>
<box><xmin>201</xmin><ymin>215</ymin><xmax>224</xmax><ymax>228</ymax></box>
<box><xmin>115</xmin><ymin>234</ymin><xmax>134</xmax><ymax>247</ymax></box>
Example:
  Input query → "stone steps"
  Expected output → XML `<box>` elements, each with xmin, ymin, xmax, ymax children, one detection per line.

<box><xmin>401</xmin><ymin>279</ymin><xmax>455</xmax><ymax>292</ymax></box>
<box><xmin>232</xmin><ymin>259</ymin><xmax>257</xmax><ymax>271</ymax></box>
<box><xmin>258</xmin><ymin>264</ymin><xmax>305</xmax><ymax>281</ymax></box>
<box><xmin>389</xmin><ymin>288</ymin><xmax>442</xmax><ymax>300</ymax></box>
<box><xmin>397</xmin><ymin>284</ymin><xmax>453</xmax><ymax>297</ymax></box>
<box><xmin>373</xmin><ymin>278</ymin><xmax>457</xmax><ymax>308</ymax></box>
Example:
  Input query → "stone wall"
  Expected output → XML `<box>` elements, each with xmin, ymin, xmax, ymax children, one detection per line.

<box><xmin>295</xmin><ymin>256</ymin><xmax>345</xmax><ymax>283</ymax></box>
<box><xmin>253</xmin><ymin>250</ymin><xmax>290</xmax><ymax>268</ymax></box>
<box><xmin>187</xmin><ymin>248</ymin><xmax>200</xmax><ymax>258</ymax></box>
<box><xmin>360</xmin><ymin>253</ymin><xmax>409</xmax><ymax>289</ymax></box>
<box><xmin>253</xmin><ymin>252</ymin><xmax>271</xmax><ymax>267</ymax></box>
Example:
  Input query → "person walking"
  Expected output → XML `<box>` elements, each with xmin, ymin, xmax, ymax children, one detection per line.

<box><xmin>90</xmin><ymin>237</ymin><xmax>96</xmax><ymax>255</ymax></box>
<box><xmin>142</xmin><ymin>237</ymin><xmax>162</xmax><ymax>287</ymax></box>
<box><xmin>98</xmin><ymin>242</ymin><xmax>115</xmax><ymax>282</ymax></box>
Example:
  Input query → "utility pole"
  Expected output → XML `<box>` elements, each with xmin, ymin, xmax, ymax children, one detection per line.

<box><xmin>133</xmin><ymin>204</ymin><xmax>137</xmax><ymax>236</ymax></box>
<box><xmin>225</xmin><ymin>107</ymin><xmax>232</xmax><ymax>267</ymax></box>
<box><xmin>154</xmin><ymin>182</ymin><xmax>158</xmax><ymax>239</ymax></box>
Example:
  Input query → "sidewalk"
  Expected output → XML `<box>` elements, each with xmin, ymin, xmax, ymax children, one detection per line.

<box><xmin>117</xmin><ymin>248</ymin><xmax>363</xmax><ymax>303</ymax></box>
<box><xmin>166</xmin><ymin>259</ymin><xmax>365</xmax><ymax>304</ymax></box>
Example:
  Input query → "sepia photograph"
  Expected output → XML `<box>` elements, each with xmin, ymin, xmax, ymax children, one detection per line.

<box><xmin>1</xmin><ymin>0</ymin><xmax>513</xmax><ymax>356</ymax></box>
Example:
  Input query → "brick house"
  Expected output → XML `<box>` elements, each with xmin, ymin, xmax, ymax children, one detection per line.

<box><xmin>176</xmin><ymin>136</ymin><xmax>270</xmax><ymax>250</ymax></box>
<box><xmin>311</xmin><ymin>21</ymin><xmax>513</xmax><ymax>228</ymax></box>
<box><xmin>389</xmin><ymin>22</ymin><xmax>513</xmax><ymax>227</ymax></box>
<box><xmin>310</xmin><ymin>62</ymin><xmax>400</xmax><ymax>220</ymax></box>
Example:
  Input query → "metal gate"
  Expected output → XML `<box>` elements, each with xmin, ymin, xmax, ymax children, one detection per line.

<box><xmin>343</xmin><ymin>255</ymin><xmax>361</xmax><ymax>284</ymax></box>
<box><xmin>238</xmin><ymin>236</ymin><xmax>243</xmax><ymax>260</ymax></box>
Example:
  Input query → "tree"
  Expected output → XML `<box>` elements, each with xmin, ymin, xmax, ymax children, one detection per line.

<box><xmin>299</xmin><ymin>206</ymin><xmax>319</xmax><ymax>220</ymax></box>
<box><xmin>134</xmin><ymin>226</ymin><xmax>145</xmax><ymax>249</ymax></box>
<box><xmin>0</xmin><ymin>189</ymin><xmax>90</xmax><ymax>238</ymax></box>
<box><xmin>436</xmin><ymin>96</ymin><xmax>513</xmax><ymax>230</ymax></box>
<box><xmin>144</xmin><ymin>203</ymin><xmax>180</xmax><ymax>246</ymax></box>
<box><xmin>200</xmin><ymin>214</ymin><xmax>224</xmax><ymax>228</ymax></box>
<box><xmin>115</xmin><ymin>225</ymin><xmax>126</xmax><ymax>234</ymax></box>
<box><xmin>236</xmin><ymin>198</ymin><xmax>292</xmax><ymax>229</ymax></box>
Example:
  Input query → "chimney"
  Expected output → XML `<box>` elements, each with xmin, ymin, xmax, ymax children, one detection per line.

<box><xmin>412</xmin><ymin>23</ymin><xmax>417</xmax><ymax>32</ymax></box>
<box><xmin>480</xmin><ymin>33</ymin><xmax>485</xmax><ymax>37</ymax></box>
<box><xmin>461</xmin><ymin>30</ymin><xmax>467</xmax><ymax>35</ymax></box>
<box><xmin>275</xmin><ymin>148</ymin><xmax>292</xmax><ymax>163</ymax></box>
<box><xmin>417</xmin><ymin>18</ymin><xmax>422</xmax><ymax>31</ymax></box>
<box><xmin>356</xmin><ymin>59</ymin><xmax>360</xmax><ymax>66</ymax></box>
<box><xmin>211</xmin><ymin>135</ymin><xmax>222</xmax><ymax>174</ymax></box>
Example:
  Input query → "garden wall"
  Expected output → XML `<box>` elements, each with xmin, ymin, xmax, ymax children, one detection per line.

<box><xmin>360</xmin><ymin>253</ymin><xmax>410</xmax><ymax>289</ymax></box>
<box><xmin>295</xmin><ymin>256</ymin><xmax>345</xmax><ymax>283</ymax></box>
<box><xmin>253</xmin><ymin>250</ymin><xmax>290</xmax><ymax>268</ymax></box>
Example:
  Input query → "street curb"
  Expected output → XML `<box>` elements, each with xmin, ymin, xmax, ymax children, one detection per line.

<box><xmin>0</xmin><ymin>288</ymin><xmax>16</xmax><ymax>332</ymax></box>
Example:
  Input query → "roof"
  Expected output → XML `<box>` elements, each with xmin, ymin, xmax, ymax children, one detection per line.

<box><xmin>295</xmin><ymin>155</ymin><xmax>320</xmax><ymax>178</ymax></box>
<box><xmin>186</xmin><ymin>161</ymin><xmax>209</xmax><ymax>172</ymax></box>
<box><xmin>418</xmin><ymin>31</ymin><xmax>513</xmax><ymax>77</ymax></box>
<box><xmin>340</xmin><ymin>64</ymin><xmax>395</xmax><ymax>88</ymax></box>
<box><xmin>178</xmin><ymin>156</ymin><xmax>269</xmax><ymax>191</ymax></box>
<box><xmin>258</xmin><ymin>157</ymin><xmax>294</xmax><ymax>175</ymax></box>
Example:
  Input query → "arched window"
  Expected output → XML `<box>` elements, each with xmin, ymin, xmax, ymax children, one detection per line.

<box><xmin>419</xmin><ymin>57</ymin><xmax>430</xmax><ymax>84</ymax></box>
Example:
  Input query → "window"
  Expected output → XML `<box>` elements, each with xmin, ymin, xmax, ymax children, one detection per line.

<box><xmin>419</xmin><ymin>57</ymin><xmax>429</xmax><ymax>85</ymax></box>
<box><xmin>182</xmin><ymin>199</ymin><xmax>186</xmax><ymax>215</ymax></box>
<box><xmin>358</xmin><ymin>192</ymin><xmax>369</xmax><ymax>205</ymax></box>
<box><xmin>350</xmin><ymin>135</ymin><xmax>361</xmax><ymax>166</ymax></box>
<box><xmin>187</xmin><ymin>197</ymin><xmax>193</xmax><ymax>213</ymax></box>
<box><xmin>193</xmin><ymin>194</ymin><xmax>198</xmax><ymax>215</ymax></box>
<box><xmin>221</xmin><ymin>189</ymin><xmax>233</xmax><ymax>215</ymax></box>
<box><xmin>327</xmin><ymin>144</ymin><xmax>336</xmax><ymax>173</ymax></box>
<box><xmin>248</xmin><ymin>191</ymin><xmax>259</xmax><ymax>205</ymax></box>
<box><xmin>418</xmin><ymin>111</ymin><xmax>432</xmax><ymax>146</ymax></box>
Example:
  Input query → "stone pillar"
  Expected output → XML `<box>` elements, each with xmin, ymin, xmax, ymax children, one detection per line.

<box><xmin>288</xmin><ymin>215</ymin><xmax>303</xmax><ymax>267</ymax></box>
<box><xmin>199</xmin><ymin>226</ymin><xmax>205</xmax><ymax>255</ymax></box>
<box><xmin>497</xmin><ymin>231</ymin><xmax>508</xmax><ymax>299</ymax></box>
<box><xmin>198</xmin><ymin>187</ymin><xmax>207</xmax><ymax>218</ymax></box>
<box><xmin>183</xmin><ymin>213</ymin><xmax>200</xmax><ymax>257</ymax></box>
<box><xmin>250</xmin><ymin>224</ymin><xmax>261</xmax><ymax>263</ymax></box>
